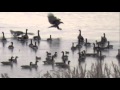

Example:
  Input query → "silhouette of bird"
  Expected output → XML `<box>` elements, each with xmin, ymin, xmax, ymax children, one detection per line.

<box><xmin>48</xmin><ymin>13</ymin><xmax>63</xmax><ymax>30</ymax></box>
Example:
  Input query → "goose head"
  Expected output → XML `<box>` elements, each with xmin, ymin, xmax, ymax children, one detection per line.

<box><xmin>2</xmin><ymin>32</ymin><xmax>4</xmax><ymax>37</ymax></box>
<box><xmin>11</xmin><ymin>42</ymin><xmax>13</xmax><ymax>45</ymax></box>
<box><xmin>68</xmin><ymin>61</ymin><xmax>71</xmax><ymax>65</ymax></box>
<box><xmin>103</xmin><ymin>33</ymin><xmax>106</xmax><ymax>38</ymax></box>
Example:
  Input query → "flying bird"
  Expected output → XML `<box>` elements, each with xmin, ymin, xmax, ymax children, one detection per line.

<box><xmin>48</xmin><ymin>13</ymin><xmax>63</xmax><ymax>30</ymax></box>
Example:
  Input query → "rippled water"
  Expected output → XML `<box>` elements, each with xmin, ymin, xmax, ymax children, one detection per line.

<box><xmin>0</xmin><ymin>12</ymin><xmax>119</xmax><ymax>78</ymax></box>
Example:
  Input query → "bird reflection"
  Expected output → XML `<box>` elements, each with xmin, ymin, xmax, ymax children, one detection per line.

<box><xmin>47</xmin><ymin>38</ymin><xmax>61</xmax><ymax>51</ymax></box>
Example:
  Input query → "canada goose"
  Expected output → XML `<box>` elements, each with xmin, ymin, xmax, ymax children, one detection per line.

<box><xmin>65</xmin><ymin>51</ymin><xmax>69</xmax><ymax>54</ymax></box>
<box><xmin>1</xmin><ymin>32</ymin><xmax>7</xmax><ymax>41</ymax></box>
<box><xmin>102</xmin><ymin>33</ymin><xmax>107</xmax><ymax>42</ymax></box>
<box><xmin>21</xmin><ymin>62</ymin><xmax>32</xmax><ymax>69</ymax></box>
<box><xmin>31</xmin><ymin>60</ymin><xmax>39</xmax><ymax>68</ymax></box>
<box><xmin>98</xmin><ymin>50</ymin><xmax>106</xmax><ymax>60</ymax></box>
<box><xmin>9</xmin><ymin>56</ymin><xmax>14</xmax><ymax>61</ymax></box>
<box><xmin>47</xmin><ymin>35</ymin><xmax>52</xmax><ymax>41</ymax></box>
<box><xmin>71</xmin><ymin>43</ymin><xmax>76</xmax><ymax>50</ymax></box>
<box><xmin>78</xmin><ymin>52</ymin><xmax>85</xmax><ymax>62</ymax></box>
<box><xmin>107</xmin><ymin>41</ymin><xmax>113</xmax><ymax>49</ymax></box>
<box><xmin>84</xmin><ymin>38</ymin><xmax>91</xmax><ymax>46</ymax></box>
<box><xmin>32</xmin><ymin>42</ymin><xmax>38</xmax><ymax>49</ymax></box>
<box><xmin>83</xmin><ymin>50</ymin><xmax>98</xmax><ymax>57</ymax></box>
<box><xmin>116</xmin><ymin>49</ymin><xmax>120</xmax><ymax>59</ymax></box>
<box><xmin>53</xmin><ymin>52</ymin><xmax>57</xmax><ymax>58</ymax></box>
<box><xmin>78</xmin><ymin>30</ymin><xmax>84</xmax><ymax>42</ymax></box>
<box><xmin>96</xmin><ymin>40</ymin><xmax>104</xmax><ymax>46</ymax></box>
<box><xmin>12</xmin><ymin>56</ymin><xmax>18</xmax><ymax>63</ymax></box>
<box><xmin>43</xmin><ymin>56</ymin><xmax>54</xmax><ymax>65</ymax></box>
<box><xmin>36</xmin><ymin>56</ymin><xmax>41</xmax><ymax>60</ymax></box>
<box><xmin>22</xmin><ymin>29</ymin><xmax>29</xmax><ymax>39</ymax></box>
<box><xmin>1</xmin><ymin>59</ymin><xmax>13</xmax><ymax>66</ymax></box>
<box><xmin>48</xmin><ymin>13</ymin><xmax>63</xmax><ymax>30</ymax></box>
<box><xmin>8</xmin><ymin>42</ymin><xmax>14</xmax><ymax>49</ymax></box>
<box><xmin>61</xmin><ymin>51</ymin><xmax>68</xmax><ymax>61</ymax></box>
<box><xmin>29</xmin><ymin>39</ymin><xmax>33</xmax><ymax>47</ymax></box>
<box><xmin>46</xmin><ymin>51</ymin><xmax>51</xmax><ymax>56</ymax></box>
<box><xmin>33</xmin><ymin>30</ymin><xmax>41</xmax><ymax>40</ymax></box>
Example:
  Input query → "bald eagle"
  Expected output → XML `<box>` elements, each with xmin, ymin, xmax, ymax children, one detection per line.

<box><xmin>48</xmin><ymin>13</ymin><xmax>63</xmax><ymax>30</ymax></box>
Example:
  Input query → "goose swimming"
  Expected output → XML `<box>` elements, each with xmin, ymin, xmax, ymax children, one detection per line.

<box><xmin>21</xmin><ymin>62</ymin><xmax>32</xmax><ymax>69</ymax></box>
<box><xmin>8</xmin><ymin>42</ymin><xmax>14</xmax><ymax>49</ymax></box>
<box><xmin>31</xmin><ymin>60</ymin><xmax>39</xmax><ymax>68</ymax></box>
<box><xmin>1</xmin><ymin>32</ymin><xmax>7</xmax><ymax>41</ymax></box>
<box><xmin>33</xmin><ymin>30</ymin><xmax>41</xmax><ymax>40</ymax></box>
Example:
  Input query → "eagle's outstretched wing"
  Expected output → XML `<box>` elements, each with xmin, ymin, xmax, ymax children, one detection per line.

<box><xmin>48</xmin><ymin>13</ymin><xmax>61</xmax><ymax>25</ymax></box>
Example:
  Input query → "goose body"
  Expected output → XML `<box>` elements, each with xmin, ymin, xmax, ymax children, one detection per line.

<box><xmin>43</xmin><ymin>56</ymin><xmax>54</xmax><ymax>65</ymax></box>
<box><xmin>21</xmin><ymin>62</ymin><xmax>32</xmax><ymax>69</ymax></box>
<box><xmin>56</xmin><ymin>61</ymin><xmax>70</xmax><ymax>68</ymax></box>
<box><xmin>1</xmin><ymin>59</ymin><xmax>13</xmax><ymax>66</ymax></box>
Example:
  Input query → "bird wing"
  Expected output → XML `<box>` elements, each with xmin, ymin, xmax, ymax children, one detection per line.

<box><xmin>48</xmin><ymin>13</ymin><xmax>61</xmax><ymax>25</ymax></box>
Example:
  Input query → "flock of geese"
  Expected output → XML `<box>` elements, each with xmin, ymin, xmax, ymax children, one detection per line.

<box><xmin>0</xmin><ymin>29</ymin><xmax>120</xmax><ymax>70</ymax></box>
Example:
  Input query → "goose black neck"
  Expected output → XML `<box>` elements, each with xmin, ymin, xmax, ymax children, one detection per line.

<box><xmin>2</xmin><ymin>32</ymin><xmax>5</xmax><ymax>38</ymax></box>
<box><xmin>68</xmin><ymin>61</ymin><xmax>70</xmax><ymax>65</ymax></box>
<box><xmin>38</xmin><ymin>30</ymin><xmax>40</xmax><ymax>36</ymax></box>
<box><xmin>104</xmin><ymin>33</ymin><xmax>105</xmax><ymax>38</ymax></box>
<box><xmin>86</xmin><ymin>38</ymin><xmax>87</xmax><ymax>43</ymax></box>
<box><xmin>26</xmin><ymin>29</ymin><xmax>28</xmax><ymax>35</ymax></box>
<box><xmin>50</xmin><ymin>35</ymin><xmax>51</xmax><ymax>39</ymax></box>
<box><xmin>11</xmin><ymin>42</ymin><xmax>13</xmax><ymax>45</ymax></box>
<box><xmin>100</xmin><ymin>51</ymin><xmax>102</xmax><ymax>56</ymax></box>
<box><xmin>31</xmin><ymin>39</ymin><xmax>32</xmax><ymax>44</ymax></box>
<box><xmin>35</xmin><ymin>60</ymin><xmax>38</xmax><ymax>65</ymax></box>
<box><xmin>35</xmin><ymin>42</ymin><xmax>37</xmax><ymax>46</ymax></box>
<box><xmin>108</xmin><ymin>41</ymin><xmax>110</xmax><ymax>46</ymax></box>
<box><xmin>30</xmin><ymin>62</ymin><xmax>32</xmax><ymax>66</ymax></box>
<box><xmin>79</xmin><ymin>30</ymin><xmax>81</xmax><ymax>36</ymax></box>
<box><xmin>62</xmin><ymin>51</ymin><xmax>64</xmax><ymax>56</ymax></box>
